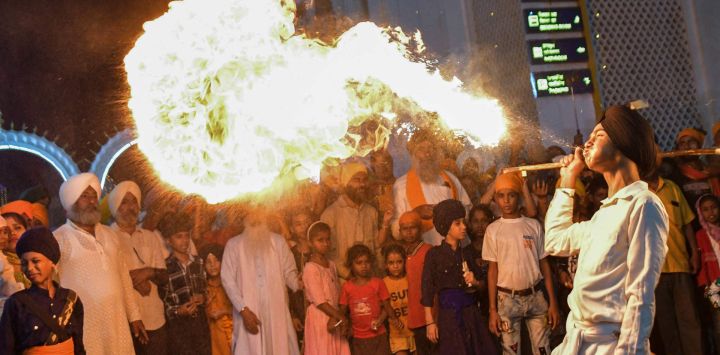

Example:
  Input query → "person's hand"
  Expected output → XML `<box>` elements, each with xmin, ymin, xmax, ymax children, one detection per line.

<box><xmin>134</xmin><ymin>280</ymin><xmax>152</xmax><ymax>296</ymax></box>
<box><xmin>547</xmin><ymin>303</ymin><xmax>560</xmax><ymax>330</ymax></box>
<box><xmin>690</xmin><ymin>249</ymin><xmax>700</xmax><ymax>274</ymax></box>
<box><xmin>382</xmin><ymin>210</ymin><xmax>393</xmax><ymax>228</ymax></box>
<box><xmin>389</xmin><ymin>317</ymin><xmax>404</xmax><ymax>331</ymax></box>
<box><xmin>463</xmin><ymin>270</ymin><xmax>477</xmax><ymax>287</ymax></box>
<box><xmin>293</xmin><ymin>317</ymin><xmax>304</xmax><ymax>332</ymax></box>
<box><xmin>370</xmin><ymin>318</ymin><xmax>381</xmax><ymax>331</ymax></box>
<box><xmin>177</xmin><ymin>301</ymin><xmax>198</xmax><ymax>316</ymax></box>
<box><xmin>558</xmin><ymin>148</ymin><xmax>586</xmax><ymax>188</ymax></box>
<box><xmin>130</xmin><ymin>268</ymin><xmax>154</xmax><ymax>286</ymax></box>
<box><xmin>532</xmin><ymin>179</ymin><xmax>549</xmax><ymax>199</ymax></box>
<box><xmin>488</xmin><ymin>311</ymin><xmax>501</xmax><ymax>337</ymax></box>
<box><xmin>559</xmin><ymin>270</ymin><xmax>573</xmax><ymax>289</ymax></box>
<box><xmin>413</xmin><ymin>204</ymin><xmax>434</xmax><ymax>220</ymax></box>
<box><xmin>426</xmin><ymin>323</ymin><xmax>439</xmax><ymax>343</ymax></box>
<box><xmin>130</xmin><ymin>320</ymin><xmax>149</xmax><ymax>344</ymax></box>
<box><xmin>240</xmin><ymin>307</ymin><xmax>261</xmax><ymax>334</ymax></box>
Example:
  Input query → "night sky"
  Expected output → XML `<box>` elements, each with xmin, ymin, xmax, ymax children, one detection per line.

<box><xmin>0</xmin><ymin>2</ymin><xmax>172</xmax><ymax>221</ymax></box>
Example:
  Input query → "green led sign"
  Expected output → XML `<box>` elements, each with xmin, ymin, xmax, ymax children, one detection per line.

<box><xmin>527</xmin><ymin>38</ymin><xmax>589</xmax><ymax>65</ymax></box>
<box><xmin>532</xmin><ymin>69</ymin><xmax>593</xmax><ymax>97</ymax></box>
<box><xmin>524</xmin><ymin>8</ymin><xmax>583</xmax><ymax>33</ymax></box>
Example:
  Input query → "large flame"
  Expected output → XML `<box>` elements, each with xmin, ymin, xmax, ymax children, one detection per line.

<box><xmin>124</xmin><ymin>0</ymin><xmax>507</xmax><ymax>203</ymax></box>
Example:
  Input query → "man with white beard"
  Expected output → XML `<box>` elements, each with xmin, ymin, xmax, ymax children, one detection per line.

<box><xmin>109</xmin><ymin>181</ymin><xmax>168</xmax><ymax>355</ymax></box>
<box><xmin>391</xmin><ymin>129</ymin><xmax>471</xmax><ymax>246</ymax></box>
<box><xmin>53</xmin><ymin>173</ymin><xmax>146</xmax><ymax>355</ymax></box>
<box><xmin>221</xmin><ymin>210</ymin><xmax>302</xmax><ymax>355</ymax></box>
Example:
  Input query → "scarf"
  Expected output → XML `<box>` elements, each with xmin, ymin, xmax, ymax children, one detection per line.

<box><xmin>406</xmin><ymin>169</ymin><xmax>457</xmax><ymax>232</ymax></box>
<box><xmin>680</xmin><ymin>164</ymin><xmax>720</xmax><ymax>195</ymax></box>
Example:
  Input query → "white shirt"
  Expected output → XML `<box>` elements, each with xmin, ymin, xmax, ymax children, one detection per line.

<box><xmin>321</xmin><ymin>196</ymin><xmax>378</xmax><ymax>278</ymax></box>
<box><xmin>391</xmin><ymin>170</ymin><xmax>471</xmax><ymax>246</ymax></box>
<box><xmin>54</xmin><ymin>221</ymin><xmax>141</xmax><ymax>355</ymax></box>
<box><xmin>111</xmin><ymin>223</ymin><xmax>167</xmax><ymax>331</ymax></box>
<box><xmin>483</xmin><ymin>216</ymin><xmax>545</xmax><ymax>290</ymax></box>
<box><xmin>545</xmin><ymin>181</ymin><xmax>669</xmax><ymax>354</ymax></box>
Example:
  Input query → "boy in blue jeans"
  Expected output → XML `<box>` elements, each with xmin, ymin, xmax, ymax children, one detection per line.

<box><xmin>483</xmin><ymin>173</ymin><xmax>559</xmax><ymax>355</ymax></box>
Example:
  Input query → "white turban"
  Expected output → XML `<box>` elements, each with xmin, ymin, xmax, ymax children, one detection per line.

<box><xmin>59</xmin><ymin>173</ymin><xmax>101</xmax><ymax>211</ymax></box>
<box><xmin>108</xmin><ymin>181</ymin><xmax>142</xmax><ymax>218</ymax></box>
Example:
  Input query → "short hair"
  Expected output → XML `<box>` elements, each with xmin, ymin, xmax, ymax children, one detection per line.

<box><xmin>345</xmin><ymin>244</ymin><xmax>374</xmax><ymax>273</ymax></box>
<box><xmin>2</xmin><ymin>212</ymin><xmax>28</xmax><ymax>229</ymax></box>
<box><xmin>469</xmin><ymin>204</ymin><xmax>494</xmax><ymax>222</ymax></box>
<box><xmin>307</xmin><ymin>221</ymin><xmax>331</xmax><ymax>241</ymax></box>
<box><xmin>157</xmin><ymin>212</ymin><xmax>193</xmax><ymax>239</ymax></box>
<box><xmin>382</xmin><ymin>243</ymin><xmax>406</xmax><ymax>261</ymax></box>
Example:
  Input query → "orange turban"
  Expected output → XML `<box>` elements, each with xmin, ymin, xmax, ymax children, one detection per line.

<box><xmin>399</xmin><ymin>211</ymin><xmax>421</xmax><ymax>226</ymax></box>
<box><xmin>495</xmin><ymin>173</ymin><xmax>523</xmax><ymax>193</ymax></box>
<box><xmin>676</xmin><ymin>128</ymin><xmax>705</xmax><ymax>145</ymax></box>
<box><xmin>1</xmin><ymin>200</ymin><xmax>34</xmax><ymax>222</ymax></box>
<box><xmin>31</xmin><ymin>203</ymin><xmax>49</xmax><ymax>227</ymax></box>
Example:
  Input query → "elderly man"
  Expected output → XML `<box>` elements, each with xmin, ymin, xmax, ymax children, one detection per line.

<box><xmin>392</xmin><ymin>129</ymin><xmax>471</xmax><ymax>246</ymax></box>
<box><xmin>545</xmin><ymin>105</ymin><xmax>669</xmax><ymax>354</ymax></box>
<box><xmin>109</xmin><ymin>181</ymin><xmax>168</xmax><ymax>355</ymax></box>
<box><xmin>221</xmin><ymin>210</ymin><xmax>301</xmax><ymax>355</ymax></box>
<box><xmin>321</xmin><ymin>161</ymin><xmax>389</xmax><ymax>279</ymax></box>
<box><xmin>53</xmin><ymin>173</ymin><xmax>145</xmax><ymax>355</ymax></box>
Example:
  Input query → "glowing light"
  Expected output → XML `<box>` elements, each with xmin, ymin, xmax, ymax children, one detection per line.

<box><xmin>99</xmin><ymin>141</ymin><xmax>137</xmax><ymax>189</ymax></box>
<box><xmin>124</xmin><ymin>0</ymin><xmax>507</xmax><ymax>203</ymax></box>
<box><xmin>0</xmin><ymin>144</ymin><xmax>71</xmax><ymax>181</ymax></box>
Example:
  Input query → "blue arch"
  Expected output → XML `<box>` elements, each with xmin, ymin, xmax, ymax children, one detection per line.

<box><xmin>0</xmin><ymin>129</ymin><xmax>80</xmax><ymax>181</ymax></box>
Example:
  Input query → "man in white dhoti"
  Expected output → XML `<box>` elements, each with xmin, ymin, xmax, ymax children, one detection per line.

<box><xmin>221</xmin><ymin>211</ymin><xmax>302</xmax><ymax>355</ymax></box>
<box><xmin>53</xmin><ymin>173</ymin><xmax>146</xmax><ymax>355</ymax></box>
<box><xmin>545</xmin><ymin>105</ymin><xmax>669</xmax><ymax>354</ymax></box>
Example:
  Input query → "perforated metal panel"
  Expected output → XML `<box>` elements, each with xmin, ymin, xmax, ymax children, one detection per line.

<box><xmin>585</xmin><ymin>0</ymin><xmax>702</xmax><ymax>150</ymax></box>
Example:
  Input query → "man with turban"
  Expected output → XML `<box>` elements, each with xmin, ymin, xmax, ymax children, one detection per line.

<box><xmin>53</xmin><ymin>172</ymin><xmax>146</xmax><ymax>355</ymax></box>
<box><xmin>321</xmin><ymin>161</ymin><xmax>386</xmax><ymax>279</ymax></box>
<box><xmin>545</xmin><ymin>105</ymin><xmax>669</xmax><ymax>354</ymax></box>
<box><xmin>391</xmin><ymin>129</ymin><xmax>471</xmax><ymax>246</ymax></box>
<box><xmin>671</xmin><ymin>127</ymin><xmax>720</xmax><ymax>210</ymax></box>
<box><xmin>109</xmin><ymin>181</ymin><xmax>169</xmax><ymax>355</ymax></box>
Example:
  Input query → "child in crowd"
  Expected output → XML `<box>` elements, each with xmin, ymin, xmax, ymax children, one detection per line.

<box><xmin>158</xmin><ymin>212</ymin><xmax>211</xmax><ymax>355</ymax></box>
<box><xmin>0</xmin><ymin>216</ymin><xmax>24</xmax><ymax>313</ymax></box>
<box><xmin>695</xmin><ymin>194</ymin><xmax>720</xmax><ymax>349</ymax></box>
<box><xmin>200</xmin><ymin>244</ymin><xmax>233</xmax><ymax>355</ymax></box>
<box><xmin>0</xmin><ymin>227</ymin><xmax>85</xmax><ymax>354</ymax></box>
<box><xmin>1</xmin><ymin>212</ymin><xmax>30</xmax><ymax>288</ymax></box>
<box><xmin>421</xmin><ymin>199</ymin><xmax>497</xmax><ymax>355</ymax></box>
<box><xmin>287</xmin><ymin>207</ymin><xmax>313</xmax><ymax>343</ymax></box>
<box><xmin>483</xmin><ymin>173</ymin><xmax>559</xmax><ymax>355</ymax></box>
<box><xmin>302</xmin><ymin>222</ymin><xmax>350</xmax><ymax>355</ymax></box>
<box><xmin>383</xmin><ymin>244</ymin><xmax>415</xmax><ymax>355</ymax></box>
<box><xmin>340</xmin><ymin>244</ymin><xmax>393</xmax><ymax>355</ymax></box>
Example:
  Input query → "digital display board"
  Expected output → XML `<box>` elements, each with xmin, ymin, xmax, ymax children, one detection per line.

<box><xmin>531</xmin><ymin>69</ymin><xmax>593</xmax><ymax>97</ymax></box>
<box><xmin>527</xmin><ymin>38</ymin><xmax>589</xmax><ymax>65</ymax></box>
<box><xmin>524</xmin><ymin>8</ymin><xmax>583</xmax><ymax>33</ymax></box>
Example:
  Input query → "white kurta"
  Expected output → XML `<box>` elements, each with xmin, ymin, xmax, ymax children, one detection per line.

<box><xmin>545</xmin><ymin>181</ymin><xmax>669</xmax><ymax>355</ymax></box>
<box><xmin>221</xmin><ymin>228</ymin><xmax>300</xmax><ymax>355</ymax></box>
<box><xmin>54</xmin><ymin>221</ymin><xmax>142</xmax><ymax>355</ymax></box>
<box><xmin>391</xmin><ymin>170</ymin><xmax>471</xmax><ymax>246</ymax></box>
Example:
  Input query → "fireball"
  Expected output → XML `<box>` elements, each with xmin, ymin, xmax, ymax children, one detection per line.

<box><xmin>124</xmin><ymin>0</ymin><xmax>507</xmax><ymax>203</ymax></box>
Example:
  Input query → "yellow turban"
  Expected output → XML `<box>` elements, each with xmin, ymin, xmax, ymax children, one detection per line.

<box><xmin>676</xmin><ymin>128</ymin><xmax>705</xmax><ymax>145</ymax></box>
<box><xmin>340</xmin><ymin>162</ymin><xmax>368</xmax><ymax>187</ymax></box>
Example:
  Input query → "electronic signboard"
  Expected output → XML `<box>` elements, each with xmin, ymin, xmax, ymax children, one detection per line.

<box><xmin>531</xmin><ymin>69</ymin><xmax>593</xmax><ymax>97</ymax></box>
<box><xmin>527</xmin><ymin>38</ymin><xmax>589</xmax><ymax>65</ymax></box>
<box><xmin>524</xmin><ymin>8</ymin><xmax>583</xmax><ymax>33</ymax></box>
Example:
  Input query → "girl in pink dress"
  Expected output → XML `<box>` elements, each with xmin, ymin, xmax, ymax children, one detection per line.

<box><xmin>302</xmin><ymin>222</ymin><xmax>351</xmax><ymax>355</ymax></box>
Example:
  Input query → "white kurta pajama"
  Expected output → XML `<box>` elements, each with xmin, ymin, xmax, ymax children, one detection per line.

<box><xmin>54</xmin><ymin>220</ymin><xmax>142</xmax><ymax>355</ymax></box>
<box><xmin>221</xmin><ymin>227</ymin><xmax>300</xmax><ymax>355</ymax></box>
<box><xmin>545</xmin><ymin>181</ymin><xmax>669</xmax><ymax>355</ymax></box>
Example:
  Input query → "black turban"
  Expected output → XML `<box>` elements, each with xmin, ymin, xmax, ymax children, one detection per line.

<box><xmin>15</xmin><ymin>227</ymin><xmax>60</xmax><ymax>264</ymax></box>
<box><xmin>199</xmin><ymin>243</ymin><xmax>224</xmax><ymax>263</ymax></box>
<box><xmin>597</xmin><ymin>105</ymin><xmax>658</xmax><ymax>177</ymax></box>
<box><xmin>432</xmin><ymin>199</ymin><xmax>466</xmax><ymax>237</ymax></box>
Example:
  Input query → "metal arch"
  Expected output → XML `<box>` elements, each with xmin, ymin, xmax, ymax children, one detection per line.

<box><xmin>0</xmin><ymin>129</ymin><xmax>80</xmax><ymax>181</ymax></box>
<box><xmin>90</xmin><ymin>128</ymin><xmax>138</xmax><ymax>190</ymax></box>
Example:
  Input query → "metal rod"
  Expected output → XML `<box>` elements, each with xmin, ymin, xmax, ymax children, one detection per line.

<box><xmin>502</xmin><ymin>148</ymin><xmax>720</xmax><ymax>174</ymax></box>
